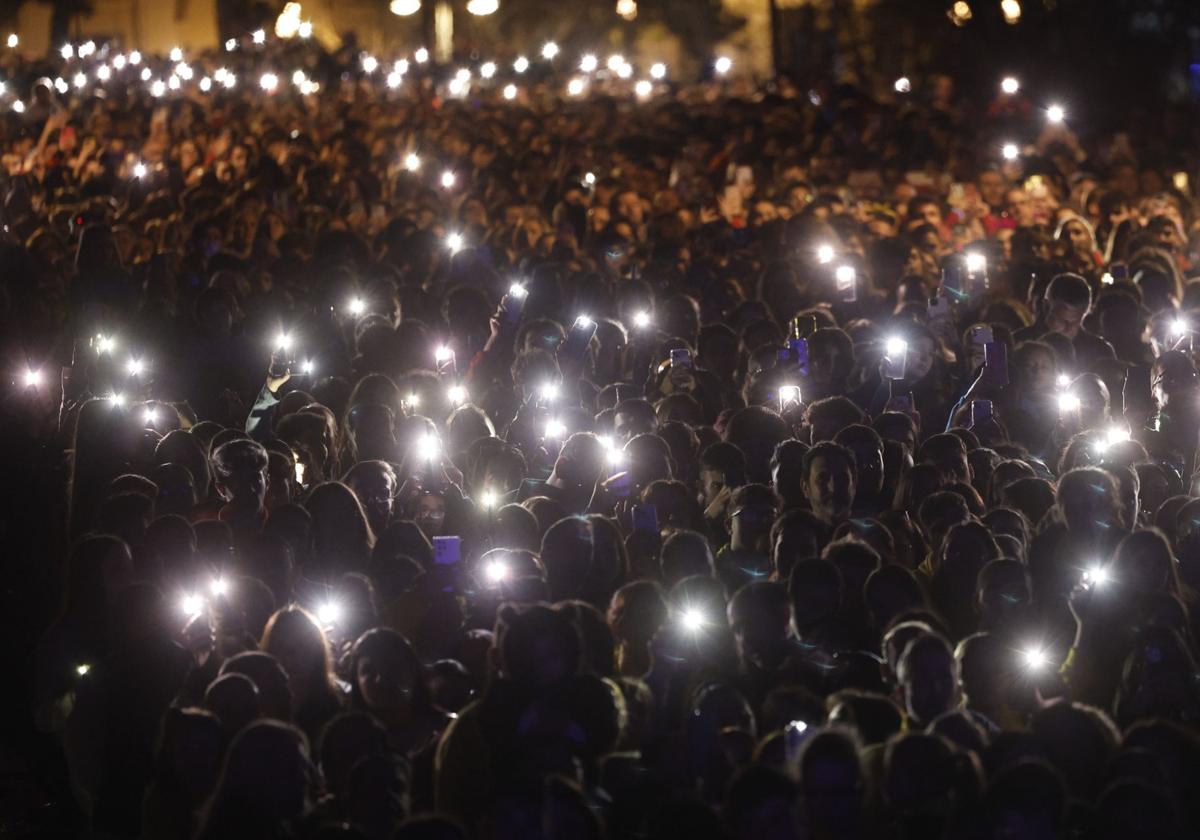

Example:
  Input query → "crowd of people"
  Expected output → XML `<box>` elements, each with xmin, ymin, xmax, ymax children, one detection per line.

<box><xmin>4</xmin><ymin>28</ymin><xmax>1200</xmax><ymax>840</ymax></box>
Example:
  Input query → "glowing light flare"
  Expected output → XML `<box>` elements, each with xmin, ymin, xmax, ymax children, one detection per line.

<box><xmin>513</xmin><ymin>56</ymin><xmax>529</xmax><ymax>73</ymax></box>
<box><xmin>441</xmin><ymin>170</ymin><xmax>457</xmax><ymax>189</ymax></box>
<box><xmin>180</xmin><ymin>594</ymin><xmax>205</xmax><ymax>618</ymax></box>
<box><xmin>390</xmin><ymin>0</ymin><xmax>421</xmax><ymax>14</ymax></box>
<box><xmin>1046</xmin><ymin>104</ymin><xmax>1065</xmax><ymax>123</ymax></box>
<box><xmin>544</xmin><ymin>419</ymin><xmax>567</xmax><ymax>439</ymax></box>
<box><xmin>817</xmin><ymin>244</ymin><xmax>835</xmax><ymax>264</ymax></box>
<box><xmin>965</xmin><ymin>252</ymin><xmax>987</xmax><ymax>274</ymax></box>
<box><xmin>680</xmin><ymin>608</ymin><xmax>706</xmax><ymax>632</ymax></box>
<box><xmin>503</xmin><ymin>84</ymin><xmax>518</xmax><ymax>100</ymax></box>
<box><xmin>404</xmin><ymin>152</ymin><xmax>421</xmax><ymax>171</ymax></box>
<box><xmin>714</xmin><ymin>56</ymin><xmax>733</xmax><ymax>75</ymax></box>
<box><xmin>541</xmin><ymin>42</ymin><xmax>559</xmax><ymax>60</ymax></box>
<box><xmin>894</xmin><ymin>76</ymin><xmax>911</xmax><ymax>94</ymax></box>
<box><xmin>23</xmin><ymin>369</ymin><xmax>42</xmax><ymax>388</ymax></box>
<box><xmin>1021</xmin><ymin>646</ymin><xmax>1048</xmax><ymax>669</ymax></box>
<box><xmin>1001</xmin><ymin>76</ymin><xmax>1019</xmax><ymax>94</ymax></box>
<box><xmin>484</xmin><ymin>559</ymin><xmax>509</xmax><ymax>582</ymax></box>
<box><xmin>317</xmin><ymin>601</ymin><xmax>341</xmax><ymax>625</ymax></box>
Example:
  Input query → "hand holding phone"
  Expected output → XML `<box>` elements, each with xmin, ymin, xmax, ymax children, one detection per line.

<box><xmin>560</xmin><ymin>316</ymin><xmax>597</xmax><ymax>362</ymax></box>
<box><xmin>433</xmin><ymin>536</ymin><xmax>462</xmax><ymax>566</ymax></box>
<box><xmin>631</xmin><ymin>503</ymin><xmax>659</xmax><ymax>534</ymax></box>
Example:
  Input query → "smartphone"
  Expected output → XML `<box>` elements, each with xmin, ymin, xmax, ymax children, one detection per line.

<box><xmin>881</xmin><ymin>341</ymin><xmax>907</xmax><ymax>381</ymax></box>
<box><xmin>968</xmin><ymin>325</ymin><xmax>994</xmax><ymax>347</ymax></box>
<box><xmin>631</xmin><ymin>504</ymin><xmax>659</xmax><ymax>534</ymax></box>
<box><xmin>436</xmin><ymin>348</ymin><xmax>457</xmax><ymax>379</ymax></box>
<box><xmin>503</xmin><ymin>284</ymin><xmax>528</xmax><ymax>324</ymax></box>
<box><xmin>983</xmin><ymin>341</ymin><xmax>1009</xmax><ymax>386</ymax></box>
<box><xmin>432</xmin><ymin>536</ymin><xmax>462</xmax><ymax>567</ymax></box>
<box><xmin>268</xmin><ymin>348</ymin><xmax>294</xmax><ymax>378</ymax></box>
<box><xmin>603</xmin><ymin>471</ymin><xmax>635</xmax><ymax>499</ymax></box>
<box><xmin>779</xmin><ymin>385</ymin><xmax>802</xmax><ymax>412</ymax></box>
<box><xmin>1111</xmin><ymin>264</ymin><xmax>1129</xmax><ymax>282</ymax></box>
<box><xmin>941</xmin><ymin>261</ymin><xmax>965</xmax><ymax>299</ymax></box>
<box><xmin>835</xmin><ymin>266</ymin><xmax>857</xmax><ymax>303</ymax></box>
<box><xmin>670</xmin><ymin>348</ymin><xmax>693</xmax><ymax>369</ymax></box>
<box><xmin>928</xmin><ymin>293</ymin><xmax>952</xmax><ymax>320</ymax></box>
<box><xmin>889</xmin><ymin>393</ymin><xmax>914</xmax><ymax>414</ymax></box>
<box><xmin>560</xmin><ymin>316</ymin><xmax>597</xmax><ymax>361</ymax></box>
<box><xmin>784</xmin><ymin>720</ymin><xmax>812</xmax><ymax>769</ymax></box>
<box><xmin>788</xmin><ymin>338</ymin><xmax>810</xmax><ymax>377</ymax></box>
<box><xmin>970</xmin><ymin>399</ymin><xmax>993</xmax><ymax>426</ymax></box>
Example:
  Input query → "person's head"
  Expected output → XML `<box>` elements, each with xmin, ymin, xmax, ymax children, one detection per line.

<box><xmin>613</xmin><ymin>399</ymin><xmax>658</xmax><ymax>445</ymax></box>
<box><xmin>805</xmin><ymin>396</ymin><xmax>867</xmax><ymax>445</ymax></box>
<box><xmin>343</xmin><ymin>460</ymin><xmax>397</xmax><ymax>535</ymax></box>
<box><xmin>787</xmin><ymin>558</ymin><xmax>843</xmax><ymax>630</ymax></box>
<box><xmin>725</xmin><ymin>483</ymin><xmax>780</xmax><ymax>552</ymax></box>
<box><xmin>771</xmin><ymin>508</ymin><xmax>829</xmax><ymax>580</ymax></box>
<box><xmin>349</xmin><ymin>627</ymin><xmax>431</xmax><ymax>718</ymax></box>
<box><xmin>495</xmin><ymin>603</ymin><xmax>581</xmax><ymax>687</ymax></box>
<box><xmin>211</xmin><ymin>439</ymin><xmax>269</xmax><ymax>515</ymax></box>
<box><xmin>834</xmin><ymin>424</ymin><xmax>885</xmax><ymax>502</ymax></box>
<box><xmin>802</xmin><ymin>442</ymin><xmax>857</xmax><ymax>526</ymax></box>
<box><xmin>1110</xmin><ymin>528</ymin><xmax>1181</xmax><ymax>597</ymax></box>
<box><xmin>895</xmin><ymin>632</ymin><xmax>961</xmax><ymax>726</ymax></box>
<box><xmin>798</xmin><ymin>728</ymin><xmax>866</xmax><ymax>832</ymax></box>
<box><xmin>1042</xmin><ymin>273</ymin><xmax>1092</xmax><ymax>339</ymax></box>
<box><xmin>661</xmin><ymin>529</ymin><xmax>715</xmax><ymax>589</ymax></box>
<box><xmin>699</xmin><ymin>441</ymin><xmax>746</xmax><ymax>508</ymax></box>
<box><xmin>219</xmin><ymin>651</ymin><xmax>293</xmax><ymax>721</ymax></box>
<box><xmin>1057</xmin><ymin>467</ymin><xmax>1120</xmax><ymax>536</ymax></box>
<box><xmin>724</xmin><ymin>406</ymin><xmax>791</xmax><ymax>484</ymax></box>
<box><xmin>981</xmin><ymin>760</ymin><xmax>1067</xmax><ymax>840</ymax></box>
<box><xmin>305</xmin><ymin>481</ymin><xmax>375</xmax><ymax>574</ymax></box>
<box><xmin>552</xmin><ymin>432</ymin><xmax>605</xmax><ymax>489</ymax></box>
<box><xmin>198</xmin><ymin>720</ymin><xmax>312</xmax><ymax>832</ymax></box>
<box><xmin>727</xmin><ymin>581</ymin><xmax>791</xmax><ymax>667</ymax></box>
<box><xmin>1028</xmin><ymin>701</ymin><xmax>1120</xmax><ymax>799</ymax></box>
<box><xmin>918</xmin><ymin>433</ymin><xmax>970</xmax><ymax>485</ymax></box>
<box><xmin>259</xmin><ymin>607</ymin><xmax>335</xmax><ymax>698</ymax></box>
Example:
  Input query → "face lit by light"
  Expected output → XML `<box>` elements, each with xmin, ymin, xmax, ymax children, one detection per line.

<box><xmin>1002</xmin><ymin>142</ymin><xmax>1019</xmax><ymax>161</ymax></box>
<box><xmin>542</xmin><ymin>42</ymin><xmax>559</xmax><ymax>60</ymax></box>
<box><xmin>817</xmin><ymin>244</ymin><xmax>834</xmax><ymax>264</ymax></box>
<box><xmin>714</xmin><ymin>56</ymin><xmax>733</xmax><ymax>75</ymax></box>
<box><xmin>545</xmin><ymin>419</ymin><xmax>567</xmax><ymax>439</ymax></box>
<box><xmin>1046</xmin><ymin>104</ymin><xmax>1065</xmax><ymax>123</ymax></box>
<box><xmin>441</xmin><ymin>170</ymin><xmax>456</xmax><ymax>189</ymax></box>
<box><xmin>1001</xmin><ymin>76</ymin><xmax>1019</xmax><ymax>94</ymax></box>
<box><xmin>650</xmin><ymin>62</ymin><xmax>667</xmax><ymax>80</ymax></box>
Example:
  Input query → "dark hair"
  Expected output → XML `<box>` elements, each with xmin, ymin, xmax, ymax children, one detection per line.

<box><xmin>348</xmin><ymin>627</ymin><xmax>434</xmax><ymax>713</ymax></box>
<box><xmin>802</xmin><ymin>441</ymin><xmax>856</xmax><ymax>479</ymax></box>
<box><xmin>1045</xmin><ymin>272</ymin><xmax>1093</xmax><ymax>310</ymax></box>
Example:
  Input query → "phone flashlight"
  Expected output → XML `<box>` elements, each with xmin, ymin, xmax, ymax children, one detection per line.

<box><xmin>416</xmin><ymin>434</ymin><xmax>440</xmax><ymax>462</ymax></box>
<box><xmin>108</xmin><ymin>392</ymin><xmax>126</xmax><ymax>407</ymax></box>
<box><xmin>180</xmin><ymin>594</ymin><xmax>205</xmax><ymax>618</ymax></box>
<box><xmin>210</xmin><ymin>577</ymin><xmax>228</xmax><ymax>597</ymax></box>
<box><xmin>816</xmin><ymin>244</ymin><xmax>834</xmax><ymax>264</ymax></box>
<box><xmin>779</xmin><ymin>385</ymin><xmax>801</xmax><ymax>411</ymax></box>
<box><xmin>294</xmin><ymin>460</ymin><xmax>305</xmax><ymax>485</ymax></box>
<box><xmin>509</xmin><ymin>283</ymin><xmax>528</xmax><ymax>299</ymax></box>
<box><xmin>143</xmin><ymin>408</ymin><xmax>158</xmax><ymax>426</ymax></box>
<box><xmin>347</xmin><ymin>297</ymin><xmax>366</xmax><ymax>316</ymax></box>
<box><xmin>405</xmin><ymin>392</ymin><xmax>421</xmax><ymax>409</ymax></box>
<box><xmin>965</xmin><ymin>252</ymin><xmax>987</xmax><ymax>275</ymax></box>
<box><xmin>481</xmin><ymin>489</ymin><xmax>498</xmax><ymax>510</ymax></box>
<box><xmin>301</xmin><ymin>360</ymin><xmax>315</xmax><ymax>375</ymax></box>
<box><xmin>1058</xmin><ymin>394</ymin><xmax>1080</xmax><ymax>414</ymax></box>
<box><xmin>1081</xmin><ymin>565</ymin><xmax>1110</xmax><ymax>589</ymax></box>
<box><xmin>317</xmin><ymin>601</ymin><xmax>341</xmax><ymax>626</ymax></box>
<box><xmin>447</xmin><ymin>385</ymin><xmax>467</xmax><ymax>404</ymax></box>
<box><xmin>95</xmin><ymin>334</ymin><xmax>116</xmax><ymax>354</ymax></box>
<box><xmin>679</xmin><ymin>607</ymin><xmax>706</xmax><ymax>632</ymax></box>
<box><xmin>275</xmin><ymin>332</ymin><xmax>293</xmax><ymax>351</ymax></box>
<box><xmin>633</xmin><ymin>311</ymin><xmax>652</xmax><ymax>329</ymax></box>
<box><xmin>1056</xmin><ymin>373</ymin><xmax>1072</xmax><ymax>388</ymax></box>
<box><xmin>539</xmin><ymin>382</ymin><xmax>559</xmax><ymax>403</ymax></box>
<box><xmin>126</xmin><ymin>358</ymin><xmax>145</xmax><ymax>376</ymax></box>
<box><xmin>1106</xmin><ymin>426</ymin><xmax>1130</xmax><ymax>446</ymax></box>
<box><xmin>435</xmin><ymin>346</ymin><xmax>454</xmax><ymax>364</ymax></box>
<box><xmin>574</xmin><ymin>315</ymin><xmax>594</xmax><ymax>329</ymax></box>
<box><xmin>835</xmin><ymin>265</ymin><xmax>857</xmax><ymax>301</ymax></box>
<box><xmin>404</xmin><ymin>153</ymin><xmax>421</xmax><ymax>171</ymax></box>
<box><xmin>1172</xmin><ymin>319</ymin><xmax>1188</xmax><ymax>338</ymax></box>
<box><xmin>441</xmin><ymin>171</ymin><xmax>456</xmax><ymax>189</ymax></box>
<box><xmin>76</xmin><ymin>663</ymin><xmax>91</xmax><ymax>677</ymax></box>
<box><xmin>23</xmin><ymin>369</ymin><xmax>41</xmax><ymax>388</ymax></box>
<box><xmin>545</xmin><ymin>419</ymin><xmax>567</xmax><ymax>439</ymax></box>
<box><xmin>446</xmin><ymin>232</ymin><xmax>464</xmax><ymax>252</ymax></box>
<box><xmin>1021</xmin><ymin>646</ymin><xmax>1049</xmax><ymax>670</ymax></box>
<box><xmin>484</xmin><ymin>559</ymin><xmax>509</xmax><ymax>584</ymax></box>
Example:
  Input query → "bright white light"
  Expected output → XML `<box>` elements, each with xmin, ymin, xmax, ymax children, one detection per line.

<box><xmin>965</xmin><ymin>252</ymin><xmax>987</xmax><ymax>274</ymax></box>
<box><xmin>54</xmin><ymin>78</ymin><xmax>67</xmax><ymax>94</ymax></box>
<box><xmin>780</xmin><ymin>385</ymin><xmax>801</xmax><ymax>404</ymax></box>
<box><xmin>181</xmin><ymin>594</ymin><xmax>204</xmax><ymax>618</ymax></box>
<box><xmin>347</xmin><ymin>297</ymin><xmax>366</xmax><ymax>316</ymax></box>
<box><xmin>1022</xmin><ymin>646</ymin><xmax>1048</xmax><ymax>669</ymax></box>
<box><xmin>301</xmin><ymin>360</ymin><xmax>314</xmax><ymax>375</ymax></box>
<box><xmin>75</xmin><ymin>663</ymin><xmax>90</xmax><ymax>676</ymax></box>
<box><xmin>481</xmin><ymin>490</ymin><xmax>497</xmax><ymax>509</ymax></box>
<box><xmin>580</xmin><ymin>54</ymin><xmax>598</xmax><ymax>73</ymax></box>
<box><xmin>1002</xmin><ymin>142</ymin><xmax>1019</xmax><ymax>161</ymax></box>
<box><xmin>635</xmin><ymin>79</ymin><xmax>653</xmax><ymax>98</ymax></box>
<box><xmin>485</xmin><ymin>559</ymin><xmax>509</xmax><ymax>582</ymax></box>
<box><xmin>317</xmin><ymin>601</ymin><xmax>341</xmax><ymax>625</ymax></box>
<box><xmin>298</xmin><ymin>20</ymin><xmax>313</xmax><ymax>38</ymax></box>
<box><xmin>390</xmin><ymin>0</ymin><xmax>422</xmax><ymax>14</ymax></box>
<box><xmin>835</xmin><ymin>265</ymin><xmax>856</xmax><ymax>284</ymax></box>
<box><xmin>1105</xmin><ymin>426</ymin><xmax>1131</xmax><ymax>446</ymax></box>
<box><xmin>541</xmin><ymin>42</ymin><xmax>559</xmax><ymax>60</ymax></box>
<box><xmin>143</xmin><ymin>408</ymin><xmax>158</xmax><ymax>425</ymax></box>
<box><xmin>23</xmin><ymin>369</ymin><xmax>41</xmax><ymax>387</ymax></box>
<box><xmin>214</xmin><ymin>67</ymin><xmax>228</xmax><ymax>82</ymax></box>
<box><xmin>210</xmin><ymin>577</ymin><xmax>228</xmax><ymax>596</ymax></box>
<box><xmin>252</xmin><ymin>29</ymin><xmax>266</xmax><ymax>45</ymax></box>
<box><xmin>1046</xmin><ymin>104</ymin><xmax>1065</xmax><ymax>123</ymax></box>
<box><xmin>225</xmin><ymin>38</ymin><xmax>237</xmax><ymax>51</ymax></box>
<box><xmin>441</xmin><ymin>170</ymin><xmax>456</xmax><ymax>189</ymax></box>
<box><xmin>1058</xmin><ymin>393</ymin><xmax>1080</xmax><ymax>413</ymax></box>
<box><xmin>11</xmin><ymin>100</ymin><xmax>23</xmax><ymax>113</ymax></box>
<box><xmin>292</xmin><ymin>69</ymin><xmax>308</xmax><ymax>87</ymax></box>
<box><xmin>509</xmin><ymin>283</ymin><xmax>528</xmax><ymax>299</ymax></box>
<box><xmin>386</xmin><ymin>71</ymin><xmax>403</xmax><ymax>89</ymax></box>
<box><xmin>394</xmin><ymin>59</ymin><xmax>409</xmax><ymax>74</ymax></box>
<box><xmin>455</xmin><ymin>67</ymin><xmax>471</xmax><ymax>82</ymax></box>
<box><xmin>465</xmin><ymin>0</ymin><xmax>498</xmax><ymax>13</ymax></box>
<box><xmin>1082</xmin><ymin>565</ymin><xmax>1111</xmax><ymax>588</ymax></box>
<box><xmin>108</xmin><ymin>393</ymin><xmax>126</xmax><ymax>407</ymax></box>
<box><xmin>415</xmin><ymin>48</ymin><xmax>429</xmax><ymax>64</ymax></box>
<box><xmin>276</xmin><ymin>332</ymin><xmax>293</xmax><ymax>351</ymax></box>
<box><xmin>96</xmin><ymin>65</ymin><xmax>111</xmax><ymax>81</ymax></box>
<box><xmin>405</xmin><ymin>392</ymin><xmax>421</xmax><ymax>409</ymax></box>
<box><xmin>480</xmin><ymin>61</ymin><xmax>496</xmax><ymax>79</ymax></box>
<box><xmin>447</xmin><ymin>77</ymin><xmax>467</xmax><ymax>96</ymax></box>
<box><xmin>584</xmin><ymin>172</ymin><xmax>596</xmax><ymax>186</ymax></box>
<box><xmin>817</xmin><ymin>244</ymin><xmax>835</xmax><ymax>264</ymax></box>
<box><xmin>79</xmin><ymin>40</ymin><xmax>95</xmax><ymax>57</ymax></box>
<box><xmin>167</xmin><ymin>76</ymin><xmax>181</xmax><ymax>91</ymax></box>
<box><xmin>6</xmin><ymin>34</ymin><xmax>16</xmax><ymax>49</ymax></box>
<box><xmin>885</xmin><ymin>337</ymin><xmax>907</xmax><ymax>357</ymax></box>
<box><xmin>113</xmin><ymin>54</ymin><xmax>127</xmax><ymax>70</ymax></box>
<box><xmin>633</xmin><ymin>311</ymin><xmax>652</xmax><ymax>328</ymax></box>
<box><xmin>362</xmin><ymin>55</ymin><xmax>378</xmax><ymax>74</ymax></box>
<box><xmin>539</xmin><ymin>382</ymin><xmax>559</xmax><ymax>402</ymax></box>
<box><xmin>894</xmin><ymin>76</ymin><xmax>911</xmax><ymax>93</ymax></box>
<box><xmin>714</xmin><ymin>56</ymin><xmax>733</xmax><ymax>75</ymax></box>
<box><xmin>567</xmin><ymin>78</ymin><xmax>586</xmax><ymax>96</ymax></box>
<box><xmin>260</xmin><ymin>73</ymin><xmax>278</xmax><ymax>92</ymax></box>
<box><xmin>1001</xmin><ymin>76</ymin><xmax>1019</xmax><ymax>94</ymax></box>
<box><xmin>169</xmin><ymin>46</ymin><xmax>183</xmax><ymax>62</ymax></box>
<box><xmin>129</xmin><ymin>50</ymin><xmax>142</xmax><ymax>65</ymax></box>
<box><xmin>96</xmin><ymin>335</ymin><xmax>116</xmax><ymax>354</ymax></box>
<box><xmin>60</xmin><ymin>43</ymin><xmax>73</xmax><ymax>60</ymax></box>
<box><xmin>72</xmin><ymin>72</ymin><xmax>86</xmax><ymax>89</ymax></box>
<box><xmin>448</xmin><ymin>385</ymin><xmax>467</xmax><ymax>404</ymax></box>
<box><xmin>446</xmin><ymin>232</ymin><xmax>464</xmax><ymax>253</ymax></box>
<box><xmin>650</xmin><ymin>62</ymin><xmax>667</xmax><ymax>80</ymax></box>
<box><xmin>503</xmin><ymin>84</ymin><xmax>517</xmax><ymax>100</ymax></box>
<box><xmin>1056</xmin><ymin>373</ymin><xmax>1071</xmax><ymax>388</ymax></box>
<box><xmin>132</xmin><ymin>162</ymin><xmax>147</xmax><ymax>179</ymax></box>
<box><xmin>416</xmin><ymin>434</ymin><xmax>440</xmax><ymax>461</ymax></box>
<box><xmin>1101</xmin><ymin>272</ymin><xmax>1114</xmax><ymax>286</ymax></box>
<box><xmin>404</xmin><ymin>153</ymin><xmax>421</xmax><ymax>171</ymax></box>
<box><xmin>514</xmin><ymin>56</ymin><xmax>529</xmax><ymax>73</ymax></box>
<box><xmin>680</xmin><ymin>608</ymin><xmax>706</xmax><ymax>632</ymax></box>
<box><xmin>223</xmin><ymin>74</ymin><xmax>237</xmax><ymax>89</ymax></box>
<box><xmin>435</xmin><ymin>345</ymin><xmax>454</xmax><ymax>363</ymax></box>
<box><xmin>1001</xmin><ymin>0</ymin><xmax>1022</xmax><ymax>24</ymax></box>
<box><xmin>545</xmin><ymin>419</ymin><xmax>567</xmax><ymax>439</ymax></box>
<box><xmin>150</xmin><ymin>79</ymin><xmax>166</xmax><ymax>97</ymax></box>
<box><xmin>1172</xmin><ymin>318</ymin><xmax>1188</xmax><ymax>338</ymax></box>
<box><xmin>126</xmin><ymin>358</ymin><xmax>145</xmax><ymax>376</ymax></box>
